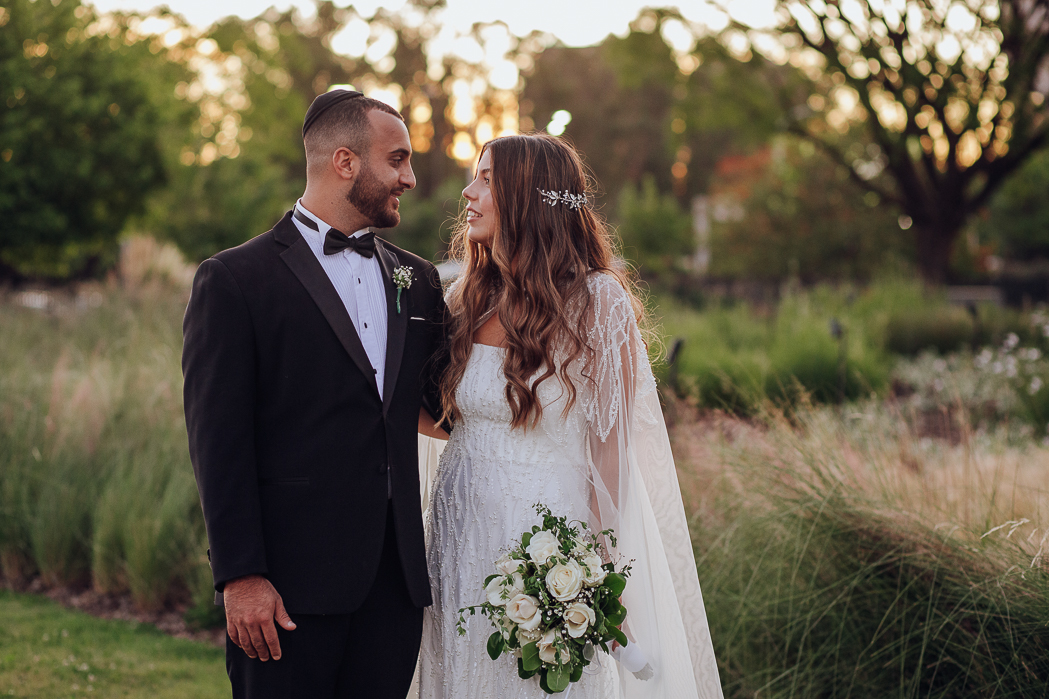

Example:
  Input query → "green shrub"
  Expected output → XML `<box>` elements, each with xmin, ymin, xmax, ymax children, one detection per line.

<box><xmin>659</xmin><ymin>285</ymin><xmax>890</xmax><ymax>413</ymax></box>
<box><xmin>884</xmin><ymin>306</ymin><xmax>974</xmax><ymax>355</ymax></box>
<box><xmin>617</xmin><ymin>175</ymin><xmax>694</xmax><ymax>283</ymax></box>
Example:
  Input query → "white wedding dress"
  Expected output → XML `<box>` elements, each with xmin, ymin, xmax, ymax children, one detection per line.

<box><xmin>417</xmin><ymin>273</ymin><xmax>723</xmax><ymax>699</ymax></box>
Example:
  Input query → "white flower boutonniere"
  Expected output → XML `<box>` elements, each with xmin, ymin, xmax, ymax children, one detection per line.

<box><xmin>393</xmin><ymin>266</ymin><xmax>413</xmax><ymax>313</ymax></box>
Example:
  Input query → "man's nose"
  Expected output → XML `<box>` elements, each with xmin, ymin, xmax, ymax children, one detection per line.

<box><xmin>401</xmin><ymin>165</ymin><xmax>417</xmax><ymax>190</ymax></box>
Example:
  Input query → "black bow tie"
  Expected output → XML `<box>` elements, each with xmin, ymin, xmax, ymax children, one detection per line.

<box><xmin>323</xmin><ymin>229</ymin><xmax>375</xmax><ymax>258</ymax></box>
<box><xmin>293</xmin><ymin>207</ymin><xmax>376</xmax><ymax>258</ymax></box>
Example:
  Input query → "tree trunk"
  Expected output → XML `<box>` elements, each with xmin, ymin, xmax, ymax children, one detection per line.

<box><xmin>913</xmin><ymin>223</ymin><xmax>960</xmax><ymax>284</ymax></box>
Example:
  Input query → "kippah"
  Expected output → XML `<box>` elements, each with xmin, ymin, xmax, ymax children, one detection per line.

<box><xmin>302</xmin><ymin>89</ymin><xmax>364</xmax><ymax>137</ymax></box>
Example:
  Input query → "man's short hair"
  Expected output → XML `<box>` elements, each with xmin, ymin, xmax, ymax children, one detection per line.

<box><xmin>304</xmin><ymin>96</ymin><xmax>403</xmax><ymax>172</ymax></box>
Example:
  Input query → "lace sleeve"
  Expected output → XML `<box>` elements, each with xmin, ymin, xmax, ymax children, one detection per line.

<box><xmin>581</xmin><ymin>274</ymin><xmax>650</xmax><ymax>441</ymax></box>
<box><xmin>580</xmin><ymin>273</ymin><xmax>724</xmax><ymax>698</ymax></box>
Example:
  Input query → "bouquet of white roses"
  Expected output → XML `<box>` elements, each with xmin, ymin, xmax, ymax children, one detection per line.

<box><xmin>457</xmin><ymin>504</ymin><xmax>632</xmax><ymax>694</ymax></box>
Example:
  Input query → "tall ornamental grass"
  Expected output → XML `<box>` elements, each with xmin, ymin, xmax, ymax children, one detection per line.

<box><xmin>0</xmin><ymin>254</ymin><xmax>210</xmax><ymax>615</ymax></box>
<box><xmin>675</xmin><ymin>403</ymin><xmax>1049</xmax><ymax>697</ymax></box>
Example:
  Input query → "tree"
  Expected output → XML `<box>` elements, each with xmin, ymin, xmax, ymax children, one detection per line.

<box><xmin>709</xmin><ymin>137</ymin><xmax>911</xmax><ymax>283</ymax></box>
<box><xmin>751</xmin><ymin>0</ymin><xmax>1049</xmax><ymax>282</ymax></box>
<box><xmin>617</xmin><ymin>174</ymin><xmax>694</xmax><ymax>282</ymax></box>
<box><xmin>144</xmin><ymin>0</ymin><xmax>517</xmax><ymax>261</ymax></box>
<box><xmin>0</xmin><ymin>0</ymin><xmax>165</xmax><ymax>280</ymax></box>
<box><xmin>980</xmin><ymin>148</ymin><xmax>1049</xmax><ymax>259</ymax></box>
<box><xmin>521</xmin><ymin>10</ymin><xmax>793</xmax><ymax>216</ymax></box>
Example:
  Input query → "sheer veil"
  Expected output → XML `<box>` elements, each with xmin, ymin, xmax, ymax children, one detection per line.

<box><xmin>419</xmin><ymin>273</ymin><xmax>723</xmax><ymax>698</ymax></box>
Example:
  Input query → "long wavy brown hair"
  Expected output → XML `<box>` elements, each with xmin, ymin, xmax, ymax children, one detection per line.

<box><xmin>439</xmin><ymin>134</ymin><xmax>644</xmax><ymax>430</ymax></box>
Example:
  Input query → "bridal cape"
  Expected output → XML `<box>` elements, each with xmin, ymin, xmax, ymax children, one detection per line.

<box><xmin>417</xmin><ymin>273</ymin><xmax>723</xmax><ymax>698</ymax></box>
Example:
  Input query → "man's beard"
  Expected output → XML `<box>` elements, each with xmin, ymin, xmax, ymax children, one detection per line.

<box><xmin>347</xmin><ymin>161</ymin><xmax>399</xmax><ymax>229</ymax></box>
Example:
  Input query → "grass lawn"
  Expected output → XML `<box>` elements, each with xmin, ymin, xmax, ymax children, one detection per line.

<box><xmin>0</xmin><ymin>590</ymin><xmax>228</xmax><ymax>698</ymax></box>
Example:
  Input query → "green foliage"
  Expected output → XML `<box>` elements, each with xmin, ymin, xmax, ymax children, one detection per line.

<box><xmin>981</xmin><ymin>149</ymin><xmax>1049</xmax><ymax>260</ymax></box>
<box><xmin>885</xmin><ymin>306</ymin><xmax>974</xmax><ymax>355</ymax></box>
<box><xmin>0</xmin><ymin>590</ymin><xmax>227</xmax><ymax>697</ymax></box>
<box><xmin>523</xmin><ymin>18</ymin><xmax>791</xmax><ymax>204</ymax></box>
<box><xmin>0</xmin><ymin>0</ymin><xmax>165</xmax><ymax>279</ymax></box>
<box><xmin>770</xmin><ymin>0</ymin><xmax>1049</xmax><ymax>282</ymax></box>
<box><xmin>145</xmin><ymin>150</ymin><xmax>295</xmax><ymax>262</ymax></box>
<box><xmin>709</xmin><ymin>137</ymin><xmax>911</xmax><ymax>283</ymax></box>
<box><xmin>661</xmin><ymin>283</ymin><xmax>899</xmax><ymax>413</ymax></box>
<box><xmin>695</xmin><ymin>407</ymin><xmax>1049</xmax><ymax>697</ymax></box>
<box><xmin>0</xmin><ymin>285</ymin><xmax>210</xmax><ymax>615</ymax></box>
<box><xmin>617</xmin><ymin>175</ymin><xmax>693</xmax><ymax>281</ymax></box>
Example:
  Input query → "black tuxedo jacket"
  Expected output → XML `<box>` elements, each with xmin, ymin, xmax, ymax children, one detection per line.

<box><xmin>182</xmin><ymin>210</ymin><xmax>447</xmax><ymax>614</ymax></box>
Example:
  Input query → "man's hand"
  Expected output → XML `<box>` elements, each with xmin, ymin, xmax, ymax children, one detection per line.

<box><xmin>224</xmin><ymin>575</ymin><xmax>296</xmax><ymax>661</ymax></box>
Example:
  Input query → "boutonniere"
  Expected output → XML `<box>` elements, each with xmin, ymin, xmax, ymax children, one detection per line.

<box><xmin>393</xmin><ymin>266</ymin><xmax>413</xmax><ymax>313</ymax></box>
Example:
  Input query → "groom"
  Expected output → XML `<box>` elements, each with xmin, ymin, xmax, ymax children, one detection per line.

<box><xmin>183</xmin><ymin>90</ymin><xmax>446</xmax><ymax>698</ymax></box>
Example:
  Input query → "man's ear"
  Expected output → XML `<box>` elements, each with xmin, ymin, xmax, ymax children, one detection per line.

<box><xmin>332</xmin><ymin>146</ymin><xmax>359</xmax><ymax>182</ymax></box>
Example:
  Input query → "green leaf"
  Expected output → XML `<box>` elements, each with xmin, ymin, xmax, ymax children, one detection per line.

<box><xmin>610</xmin><ymin>625</ymin><xmax>628</xmax><ymax>647</ymax></box>
<box><xmin>605</xmin><ymin>603</ymin><xmax>627</xmax><ymax>627</ymax></box>
<box><xmin>570</xmin><ymin>663</ymin><xmax>583</xmax><ymax>682</ymax></box>
<box><xmin>522</xmin><ymin>532</ymin><xmax>533</xmax><ymax>548</ymax></box>
<box><xmin>547</xmin><ymin>664</ymin><xmax>571</xmax><ymax>693</ymax></box>
<box><xmin>518</xmin><ymin>657</ymin><xmax>538</xmax><ymax>679</ymax></box>
<box><xmin>483</xmin><ymin>574</ymin><xmax>499</xmax><ymax>587</ymax></box>
<box><xmin>522</xmin><ymin>641</ymin><xmax>541</xmax><ymax>672</ymax></box>
<box><xmin>487</xmin><ymin>631</ymin><xmax>505</xmax><ymax>660</ymax></box>
<box><xmin>605</xmin><ymin>572</ymin><xmax>627</xmax><ymax>597</ymax></box>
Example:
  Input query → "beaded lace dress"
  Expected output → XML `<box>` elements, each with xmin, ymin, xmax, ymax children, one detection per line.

<box><xmin>417</xmin><ymin>273</ymin><xmax>723</xmax><ymax>699</ymax></box>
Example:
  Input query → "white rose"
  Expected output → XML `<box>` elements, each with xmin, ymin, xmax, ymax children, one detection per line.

<box><xmin>505</xmin><ymin>593</ymin><xmax>542</xmax><ymax>631</ymax></box>
<box><xmin>517</xmin><ymin>625</ymin><xmax>542</xmax><ymax>645</ymax></box>
<box><xmin>485</xmin><ymin>572</ymin><xmax>525</xmax><ymax>606</ymax></box>
<box><xmin>563</xmin><ymin>602</ymin><xmax>596</xmax><ymax>638</ymax></box>
<box><xmin>579</xmin><ymin>551</ymin><xmax>607</xmax><ymax>587</ymax></box>
<box><xmin>497</xmin><ymin>614</ymin><xmax>515</xmax><ymax>640</ymax></box>
<box><xmin>496</xmin><ymin>556</ymin><xmax>528</xmax><ymax>576</ymax></box>
<box><xmin>526</xmin><ymin>531</ymin><xmax>561</xmax><ymax>566</ymax></box>
<box><xmin>537</xmin><ymin>628</ymin><xmax>569</xmax><ymax>665</ymax></box>
<box><xmin>545</xmin><ymin>559</ymin><xmax>584</xmax><ymax>602</ymax></box>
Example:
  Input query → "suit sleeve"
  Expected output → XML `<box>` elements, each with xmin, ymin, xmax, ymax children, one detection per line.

<box><xmin>182</xmin><ymin>257</ymin><xmax>268</xmax><ymax>591</ymax></box>
<box><xmin>419</xmin><ymin>262</ymin><xmax>450</xmax><ymax>429</ymax></box>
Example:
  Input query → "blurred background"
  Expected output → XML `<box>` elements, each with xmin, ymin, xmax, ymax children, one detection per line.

<box><xmin>3</xmin><ymin>0</ymin><xmax>1049</xmax><ymax>696</ymax></box>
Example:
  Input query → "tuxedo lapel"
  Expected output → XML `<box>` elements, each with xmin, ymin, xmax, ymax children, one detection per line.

<box><xmin>275</xmin><ymin>215</ymin><xmax>380</xmax><ymax>398</ymax></box>
<box><xmin>375</xmin><ymin>237</ymin><xmax>407</xmax><ymax>416</ymax></box>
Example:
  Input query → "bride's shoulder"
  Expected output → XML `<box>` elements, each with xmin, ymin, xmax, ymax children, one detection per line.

<box><xmin>444</xmin><ymin>274</ymin><xmax>465</xmax><ymax>302</ymax></box>
<box><xmin>584</xmin><ymin>270</ymin><xmax>633</xmax><ymax>313</ymax></box>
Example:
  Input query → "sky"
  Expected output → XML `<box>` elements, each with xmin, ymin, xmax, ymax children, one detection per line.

<box><xmin>88</xmin><ymin>0</ymin><xmax>779</xmax><ymax>48</ymax></box>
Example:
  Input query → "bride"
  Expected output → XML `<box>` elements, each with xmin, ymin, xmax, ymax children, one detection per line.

<box><xmin>417</xmin><ymin>134</ymin><xmax>722</xmax><ymax>699</ymax></box>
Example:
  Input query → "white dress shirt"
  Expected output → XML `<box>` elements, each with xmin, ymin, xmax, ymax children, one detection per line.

<box><xmin>292</xmin><ymin>200</ymin><xmax>389</xmax><ymax>399</ymax></box>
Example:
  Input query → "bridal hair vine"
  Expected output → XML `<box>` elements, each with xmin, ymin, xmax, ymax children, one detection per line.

<box><xmin>537</xmin><ymin>188</ymin><xmax>587</xmax><ymax>211</ymax></box>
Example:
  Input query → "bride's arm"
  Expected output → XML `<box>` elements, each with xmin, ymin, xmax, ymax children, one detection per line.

<box><xmin>418</xmin><ymin>406</ymin><xmax>449</xmax><ymax>440</ymax></box>
<box><xmin>583</xmin><ymin>275</ymin><xmax>643</xmax><ymax>523</ymax></box>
